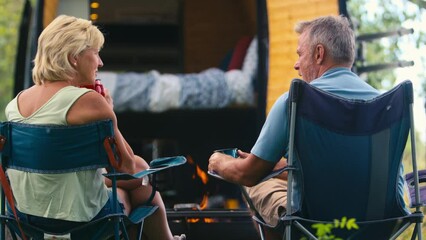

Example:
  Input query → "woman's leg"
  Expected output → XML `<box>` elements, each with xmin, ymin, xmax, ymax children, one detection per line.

<box><xmin>136</xmin><ymin>191</ymin><xmax>174</xmax><ymax>240</ymax></box>
<box><xmin>107</xmin><ymin>156</ymin><xmax>175</xmax><ymax>240</ymax></box>
<box><xmin>130</xmin><ymin>156</ymin><xmax>174</xmax><ymax>240</ymax></box>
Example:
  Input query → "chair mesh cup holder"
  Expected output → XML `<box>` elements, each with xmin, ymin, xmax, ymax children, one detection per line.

<box><xmin>405</xmin><ymin>169</ymin><xmax>426</xmax><ymax>208</ymax></box>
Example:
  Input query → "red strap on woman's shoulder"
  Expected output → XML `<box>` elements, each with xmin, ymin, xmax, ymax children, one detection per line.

<box><xmin>103</xmin><ymin>137</ymin><xmax>122</xmax><ymax>170</ymax></box>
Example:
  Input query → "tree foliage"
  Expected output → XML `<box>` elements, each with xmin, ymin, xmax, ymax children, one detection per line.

<box><xmin>338</xmin><ymin>2</ymin><xmax>426</xmax><ymax>237</ymax></box>
<box><xmin>348</xmin><ymin>0</ymin><xmax>425</xmax><ymax>91</ymax></box>
<box><xmin>0</xmin><ymin>0</ymin><xmax>24</xmax><ymax>121</ymax></box>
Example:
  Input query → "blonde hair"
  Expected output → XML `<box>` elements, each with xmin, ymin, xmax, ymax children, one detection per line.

<box><xmin>295</xmin><ymin>15</ymin><xmax>355</xmax><ymax>65</ymax></box>
<box><xmin>32</xmin><ymin>15</ymin><xmax>104</xmax><ymax>85</ymax></box>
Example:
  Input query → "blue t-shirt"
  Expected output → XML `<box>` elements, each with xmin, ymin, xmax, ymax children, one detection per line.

<box><xmin>251</xmin><ymin>67</ymin><xmax>379</xmax><ymax>162</ymax></box>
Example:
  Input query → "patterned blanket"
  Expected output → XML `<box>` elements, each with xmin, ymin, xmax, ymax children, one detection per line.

<box><xmin>98</xmin><ymin>38</ymin><xmax>257</xmax><ymax>113</ymax></box>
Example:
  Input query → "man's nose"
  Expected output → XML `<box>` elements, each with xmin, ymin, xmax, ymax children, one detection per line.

<box><xmin>294</xmin><ymin>62</ymin><xmax>299</xmax><ymax>71</ymax></box>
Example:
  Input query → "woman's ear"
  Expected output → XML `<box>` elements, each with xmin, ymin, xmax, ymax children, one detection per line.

<box><xmin>68</xmin><ymin>54</ymin><xmax>77</xmax><ymax>67</ymax></box>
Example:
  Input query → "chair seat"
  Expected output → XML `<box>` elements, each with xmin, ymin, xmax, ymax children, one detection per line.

<box><xmin>1</xmin><ymin>205</ymin><xmax>158</xmax><ymax>240</ymax></box>
<box><xmin>128</xmin><ymin>206</ymin><xmax>159</xmax><ymax>224</ymax></box>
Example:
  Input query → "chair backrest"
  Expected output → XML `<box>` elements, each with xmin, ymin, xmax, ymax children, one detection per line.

<box><xmin>0</xmin><ymin>120</ymin><xmax>115</xmax><ymax>173</ymax></box>
<box><xmin>0</xmin><ymin>120</ymin><xmax>186</xmax><ymax>239</ymax></box>
<box><xmin>0</xmin><ymin>120</ymin><xmax>123</xmax><ymax>239</ymax></box>
<box><xmin>287</xmin><ymin>79</ymin><xmax>413</xmax><ymax>222</ymax></box>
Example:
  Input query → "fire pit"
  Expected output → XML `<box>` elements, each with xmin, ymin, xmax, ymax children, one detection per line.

<box><xmin>142</xmin><ymin>139</ymin><xmax>260</xmax><ymax>239</ymax></box>
<box><xmin>168</xmin><ymin>209</ymin><xmax>259</xmax><ymax>240</ymax></box>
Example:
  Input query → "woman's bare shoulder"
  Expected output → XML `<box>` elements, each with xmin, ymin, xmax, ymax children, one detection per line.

<box><xmin>67</xmin><ymin>91</ymin><xmax>115</xmax><ymax>125</ymax></box>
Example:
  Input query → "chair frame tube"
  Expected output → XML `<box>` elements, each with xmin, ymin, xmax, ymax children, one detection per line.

<box><xmin>409</xmin><ymin>103</ymin><xmax>423</xmax><ymax>240</ymax></box>
<box><xmin>0</xmin><ymin>188</ymin><xmax>4</xmax><ymax>240</ymax></box>
<box><xmin>285</xmin><ymin>100</ymin><xmax>297</xmax><ymax>240</ymax></box>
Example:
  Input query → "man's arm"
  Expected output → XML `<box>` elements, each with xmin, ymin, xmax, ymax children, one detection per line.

<box><xmin>208</xmin><ymin>94</ymin><xmax>290</xmax><ymax>186</ymax></box>
<box><xmin>208</xmin><ymin>150</ymin><xmax>275</xmax><ymax>187</ymax></box>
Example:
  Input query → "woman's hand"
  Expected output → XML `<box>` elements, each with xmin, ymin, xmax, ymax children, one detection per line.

<box><xmin>103</xmin><ymin>89</ymin><xmax>114</xmax><ymax>109</ymax></box>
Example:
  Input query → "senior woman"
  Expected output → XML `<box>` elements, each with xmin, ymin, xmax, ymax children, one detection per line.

<box><xmin>5</xmin><ymin>15</ymin><xmax>184</xmax><ymax>240</ymax></box>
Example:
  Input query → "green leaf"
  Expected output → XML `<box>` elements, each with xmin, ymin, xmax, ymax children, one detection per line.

<box><xmin>333</xmin><ymin>219</ymin><xmax>340</xmax><ymax>228</ymax></box>
<box><xmin>312</xmin><ymin>223</ymin><xmax>333</xmax><ymax>237</ymax></box>
<box><xmin>346</xmin><ymin>218</ymin><xmax>359</xmax><ymax>230</ymax></box>
<box><xmin>340</xmin><ymin>217</ymin><xmax>347</xmax><ymax>229</ymax></box>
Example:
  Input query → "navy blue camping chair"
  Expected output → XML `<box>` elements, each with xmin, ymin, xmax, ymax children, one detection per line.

<box><xmin>0</xmin><ymin>119</ymin><xmax>186</xmax><ymax>240</ymax></box>
<box><xmin>210</xmin><ymin>79</ymin><xmax>424</xmax><ymax>239</ymax></box>
<box><xmin>281</xmin><ymin>79</ymin><xmax>423</xmax><ymax>239</ymax></box>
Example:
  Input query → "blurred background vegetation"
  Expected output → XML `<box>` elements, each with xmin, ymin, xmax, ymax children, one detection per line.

<box><xmin>348</xmin><ymin>0</ymin><xmax>426</xmax><ymax>237</ymax></box>
<box><xmin>0</xmin><ymin>0</ymin><xmax>23</xmax><ymax>121</ymax></box>
<box><xmin>0</xmin><ymin>0</ymin><xmax>425</xmax><ymax>238</ymax></box>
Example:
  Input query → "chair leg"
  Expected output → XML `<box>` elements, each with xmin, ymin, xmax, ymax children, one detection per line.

<box><xmin>0</xmin><ymin>224</ymin><xmax>14</xmax><ymax>240</ymax></box>
<box><xmin>1</xmin><ymin>192</ymin><xmax>5</xmax><ymax>240</ymax></box>
<box><xmin>410</xmin><ymin>227</ymin><xmax>416</xmax><ymax>240</ymax></box>
<box><xmin>137</xmin><ymin>221</ymin><xmax>145</xmax><ymax>240</ymax></box>
<box><xmin>122</xmin><ymin>222</ymin><xmax>143</xmax><ymax>240</ymax></box>
<box><xmin>120</xmin><ymin>220</ymin><xmax>129</xmax><ymax>240</ymax></box>
<box><xmin>8</xmin><ymin>227</ymin><xmax>18</xmax><ymax>240</ymax></box>
<box><xmin>284</xmin><ymin>225</ymin><xmax>291</xmax><ymax>240</ymax></box>
<box><xmin>257</xmin><ymin>223</ymin><xmax>265</xmax><ymax>240</ymax></box>
<box><xmin>0</xmin><ymin>222</ymin><xmax>4</xmax><ymax>240</ymax></box>
<box><xmin>415</xmin><ymin>222</ymin><xmax>422</xmax><ymax>240</ymax></box>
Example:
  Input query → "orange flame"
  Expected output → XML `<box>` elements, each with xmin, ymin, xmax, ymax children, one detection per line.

<box><xmin>186</xmin><ymin>217</ymin><xmax>217</xmax><ymax>223</ymax></box>
<box><xmin>186</xmin><ymin>155</ymin><xmax>195</xmax><ymax>165</ymax></box>
<box><xmin>187</xmin><ymin>218</ymin><xmax>200</xmax><ymax>223</ymax></box>
<box><xmin>186</xmin><ymin>155</ymin><xmax>210</xmax><ymax>210</ymax></box>
<box><xmin>199</xmin><ymin>193</ymin><xmax>209</xmax><ymax>210</ymax></box>
<box><xmin>196</xmin><ymin>165</ymin><xmax>208</xmax><ymax>185</ymax></box>
<box><xmin>186</xmin><ymin>155</ymin><xmax>208</xmax><ymax>184</ymax></box>
<box><xmin>204</xmin><ymin>218</ymin><xmax>216</xmax><ymax>223</ymax></box>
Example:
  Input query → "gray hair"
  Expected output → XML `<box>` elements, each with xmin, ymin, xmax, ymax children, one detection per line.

<box><xmin>295</xmin><ymin>15</ymin><xmax>355</xmax><ymax>65</ymax></box>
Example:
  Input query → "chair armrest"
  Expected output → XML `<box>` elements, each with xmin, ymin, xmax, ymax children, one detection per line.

<box><xmin>259</xmin><ymin>166</ymin><xmax>289</xmax><ymax>182</ymax></box>
<box><xmin>104</xmin><ymin>156</ymin><xmax>186</xmax><ymax>181</ymax></box>
<box><xmin>103</xmin><ymin>172</ymin><xmax>137</xmax><ymax>181</ymax></box>
<box><xmin>208</xmin><ymin>167</ymin><xmax>289</xmax><ymax>184</ymax></box>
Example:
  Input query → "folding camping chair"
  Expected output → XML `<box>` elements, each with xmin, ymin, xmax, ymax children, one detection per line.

<box><xmin>0</xmin><ymin>119</ymin><xmax>186</xmax><ymax>240</ymax></box>
<box><xmin>282</xmin><ymin>78</ymin><xmax>424</xmax><ymax>239</ymax></box>
<box><xmin>211</xmin><ymin>79</ymin><xmax>424</xmax><ymax>239</ymax></box>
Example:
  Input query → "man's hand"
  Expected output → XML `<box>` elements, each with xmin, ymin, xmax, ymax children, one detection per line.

<box><xmin>208</xmin><ymin>150</ymin><xmax>276</xmax><ymax>187</ymax></box>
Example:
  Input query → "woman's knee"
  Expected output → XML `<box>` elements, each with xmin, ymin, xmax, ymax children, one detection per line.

<box><xmin>134</xmin><ymin>155</ymin><xmax>149</xmax><ymax>170</ymax></box>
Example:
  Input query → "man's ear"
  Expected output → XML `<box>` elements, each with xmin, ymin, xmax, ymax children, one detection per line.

<box><xmin>314</xmin><ymin>44</ymin><xmax>325</xmax><ymax>64</ymax></box>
